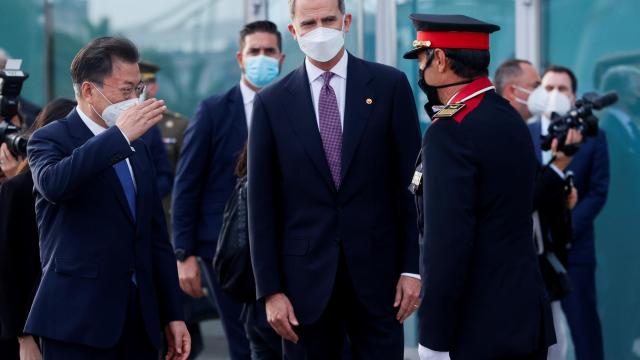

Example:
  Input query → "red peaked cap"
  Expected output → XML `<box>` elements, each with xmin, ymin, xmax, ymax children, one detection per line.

<box><xmin>403</xmin><ymin>14</ymin><xmax>500</xmax><ymax>59</ymax></box>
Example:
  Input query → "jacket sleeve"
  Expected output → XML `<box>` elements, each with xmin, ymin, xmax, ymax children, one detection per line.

<box><xmin>420</xmin><ymin>118</ymin><xmax>477</xmax><ymax>351</ymax></box>
<box><xmin>572</xmin><ymin>131</ymin><xmax>610</xmax><ymax>240</ymax></box>
<box><xmin>533</xmin><ymin>165</ymin><xmax>566</xmax><ymax>211</ymax></box>
<box><xmin>27</xmin><ymin>125</ymin><xmax>133</xmax><ymax>203</ymax></box>
<box><xmin>171</xmin><ymin>101</ymin><xmax>213</xmax><ymax>254</ymax></box>
<box><xmin>248</xmin><ymin>94</ymin><xmax>283</xmax><ymax>300</ymax></box>
<box><xmin>391</xmin><ymin>72</ymin><xmax>422</xmax><ymax>275</ymax></box>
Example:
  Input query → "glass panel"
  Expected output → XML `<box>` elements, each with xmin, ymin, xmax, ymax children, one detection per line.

<box><xmin>397</xmin><ymin>0</ymin><xmax>515</xmax><ymax>129</ymax></box>
<box><xmin>49</xmin><ymin>0</ymin><xmax>244</xmax><ymax>119</ymax></box>
<box><xmin>0</xmin><ymin>0</ymin><xmax>46</xmax><ymax>106</ymax></box>
<box><xmin>543</xmin><ymin>1</ymin><xmax>640</xmax><ymax>359</ymax></box>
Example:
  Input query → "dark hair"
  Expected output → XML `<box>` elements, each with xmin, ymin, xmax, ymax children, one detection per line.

<box><xmin>18</xmin><ymin>98</ymin><xmax>77</xmax><ymax>174</ymax></box>
<box><xmin>70</xmin><ymin>37</ymin><xmax>139</xmax><ymax>88</ymax></box>
<box><xmin>235</xmin><ymin>144</ymin><xmax>248</xmax><ymax>178</ymax></box>
<box><xmin>543</xmin><ymin>65</ymin><xmax>577</xmax><ymax>94</ymax></box>
<box><xmin>494</xmin><ymin>59</ymin><xmax>532</xmax><ymax>95</ymax></box>
<box><xmin>239</xmin><ymin>21</ymin><xmax>282</xmax><ymax>52</ymax></box>
<box><xmin>427</xmin><ymin>48</ymin><xmax>491</xmax><ymax>79</ymax></box>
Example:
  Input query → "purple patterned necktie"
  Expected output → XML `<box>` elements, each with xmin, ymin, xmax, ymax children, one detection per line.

<box><xmin>318</xmin><ymin>71</ymin><xmax>343</xmax><ymax>189</ymax></box>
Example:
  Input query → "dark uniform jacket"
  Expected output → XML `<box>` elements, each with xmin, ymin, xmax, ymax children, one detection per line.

<box><xmin>418</xmin><ymin>77</ymin><xmax>555</xmax><ymax>358</ymax></box>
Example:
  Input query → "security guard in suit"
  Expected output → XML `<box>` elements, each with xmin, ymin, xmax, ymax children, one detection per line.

<box><xmin>139</xmin><ymin>61</ymin><xmax>188</xmax><ymax>233</ymax></box>
<box><xmin>404</xmin><ymin>14</ymin><xmax>556</xmax><ymax>359</ymax></box>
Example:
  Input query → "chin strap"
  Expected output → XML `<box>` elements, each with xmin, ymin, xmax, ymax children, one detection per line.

<box><xmin>432</xmin><ymin>78</ymin><xmax>474</xmax><ymax>89</ymax></box>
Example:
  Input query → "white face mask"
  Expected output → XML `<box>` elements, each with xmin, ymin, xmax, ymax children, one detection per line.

<box><xmin>91</xmin><ymin>84</ymin><xmax>140</xmax><ymax>127</ymax></box>
<box><xmin>527</xmin><ymin>86</ymin><xmax>572</xmax><ymax>118</ymax></box>
<box><xmin>296</xmin><ymin>17</ymin><xmax>345</xmax><ymax>62</ymax></box>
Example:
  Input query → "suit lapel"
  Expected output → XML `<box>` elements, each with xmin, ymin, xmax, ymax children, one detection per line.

<box><xmin>129</xmin><ymin>141</ymin><xmax>147</xmax><ymax>231</ymax></box>
<box><xmin>285</xmin><ymin>64</ymin><xmax>335</xmax><ymax>191</ymax></box>
<box><xmin>530</xmin><ymin>119</ymin><xmax>542</xmax><ymax>163</ymax></box>
<box><xmin>341</xmin><ymin>54</ymin><xmax>374</xmax><ymax>181</ymax></box>
<box><xmin>68</xmin><ymin>111</ymin><xmax>136</xmax><ymax>224</ymax></box>
<box><xmin>229</xmin><ymin>85</ymin><xmax>249</xmax><ymax>140</ymax></box>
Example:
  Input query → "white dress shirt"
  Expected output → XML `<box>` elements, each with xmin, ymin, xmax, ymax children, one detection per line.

<box><xmin>76</xmin><ymin>106</ymin><xmax>137</xmax><ymax>190</ymax></box>
<box><xmin>240</xmin><ymin>79</ymin><xmax>256</xmax><ymax>129</ymax></box>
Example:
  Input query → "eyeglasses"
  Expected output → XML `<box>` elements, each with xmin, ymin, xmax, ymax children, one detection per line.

<box><xmin>97</xmin><ymin>81</ymin><xmax>146</xmax><ymax>99</ymax></box>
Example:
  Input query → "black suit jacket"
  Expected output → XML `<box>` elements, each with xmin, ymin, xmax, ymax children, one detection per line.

<box><xmin>0</xmin><ymin>170</ymin><xmax>41</xmax><ymax>339</ymax></box>
<box><xmin>419</xmin><ymin>84</ymin><xmax>555</xmax><ymax>358</ymax></box>
<box><xmin>248</xmin><ymin>53</ymin><xmax>421</xmax><ymax>324</ymax></box>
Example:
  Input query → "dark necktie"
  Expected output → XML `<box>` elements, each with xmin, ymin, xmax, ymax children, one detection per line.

<box><xmin>113</xmin><ymin>159</ymin><xmax>136</xmax><ymax>221</ymax></box>
<box><xmin>318</xmin><ymin>72</ymin><xmax>343</xmax><ymax>189</ymax></box>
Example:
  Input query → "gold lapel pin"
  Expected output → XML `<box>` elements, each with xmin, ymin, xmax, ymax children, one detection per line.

<box><xmin>366</xmin><ymin>98</ymin><xmax>373</xmax><ymax>105</ymax></box>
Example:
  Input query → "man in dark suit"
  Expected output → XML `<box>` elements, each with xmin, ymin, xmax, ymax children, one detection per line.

<box><xmin>528</xmin><ymin>66</ymin><xmax>610</xmax><ymax>360</ymax></box>
<box><xmin>25</xmin><ymin>37</ymin><xmax>190</xmax><ymax>360</ymax></box>
<box><xmin>172</xmin><ymin>21</ymin><xmax>285</xmax><ymax>360</ymax></box>
<box><xmin>404</xmin><ymin>14</ymin><xmax>555</xmax><ymax>360</ymax></box>
<box><xmin>248</xmin><ymin>1</ymin><xmax>421</xmax><ymax>358</ymax></box>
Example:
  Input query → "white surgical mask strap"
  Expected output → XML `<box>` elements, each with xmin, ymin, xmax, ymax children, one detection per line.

<box><xmin>512</xmin><ymin>84</ymin><xmax>532</xmax><ymax>95</ymax></box>
<box><xmin>91</xmin><ymin>83</ymin><xmax>114</xmax><ymax>106</ymax></box>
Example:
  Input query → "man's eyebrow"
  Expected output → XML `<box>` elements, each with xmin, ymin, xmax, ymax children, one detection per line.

<box><xmin>322</xmin><ymin>16</ymin><xmax>337</xmax><ymax>22</ymax></box>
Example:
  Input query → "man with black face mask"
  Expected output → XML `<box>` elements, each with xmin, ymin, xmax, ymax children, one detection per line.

<box><xmin>404</xmin><ymin>14</ymin><xmax>556</xmax><ymax>360</ymax></box>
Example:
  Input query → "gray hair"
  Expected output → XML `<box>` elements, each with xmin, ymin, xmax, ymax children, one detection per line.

<box><xmin>288</xmin><ymin>0</ymin><xmax>345</xmax><ymax>19</ymax></box>
<box><xmin>494</xmin><ymin>59</ymin><xmax>532</xmax><ymax>95</ymax></box>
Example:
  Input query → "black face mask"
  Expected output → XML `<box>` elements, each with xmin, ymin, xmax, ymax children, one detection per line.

<box><xmin>418</xmin><ymin>52</ymin><xmax>473</xmax><ymax>118</ymax></box>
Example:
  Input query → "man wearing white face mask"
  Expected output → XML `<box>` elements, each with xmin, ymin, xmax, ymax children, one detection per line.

<box><xmin>495</xmin><ymin>59</ymin><xmax>541</xmax><ymax>121</ymax></box>
<box><xmin>248</xmin><ymin>0</ymin><xmax>421</xmax><ymax>358</ymax></box>
<box><xmin>172</xmin><ymin>20</ymin><xmax>285</xmax><ymax>360</ymax></box>
<box><xmin>25</xmin><ymin>37</ymin><xmax>191</xmax><ymax>360</ymax></box>
<box><xmin>527</xmin><ymin>65</ymin><xmax>610</xmax><ymax>360</ymax></box>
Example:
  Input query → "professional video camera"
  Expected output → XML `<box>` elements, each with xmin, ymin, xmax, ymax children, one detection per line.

<box><xmin>541</xmin><ymin>91</ymin><xmax>618</xmax><ymax>156</ymax></box>
<box><xmin>0</xmin><ymin>59</ymin><xmax>29</xmax><ymax>157</ymax></box>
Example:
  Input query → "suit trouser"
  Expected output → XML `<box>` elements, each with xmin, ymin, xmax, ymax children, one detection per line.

<box><xmin>561</xmin><ymin>264</ymin><xmax>604</xmax><ymax>360</ymax></box>
<box><xmin>40</xmin><ymin>282</ymin><xmax>157</xmax><ymax>360</ymax></box>
<box><xmin>283</xmin><ymin>252</ymin><xmax>403</xmax><ymax>360</ymax></box>
<box><xmin>203</xmin><ymin>262</ymin><xmax>251</xmax><ymax>360</ymax></box>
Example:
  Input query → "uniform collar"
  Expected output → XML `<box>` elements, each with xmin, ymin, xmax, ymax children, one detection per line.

<box><xmin>447</xmin><ymin>77</ymin><xmax>495</xmax><ymax>105</ymax></box>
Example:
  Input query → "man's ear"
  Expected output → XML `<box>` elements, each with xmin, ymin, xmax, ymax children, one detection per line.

<box><xmin>288</xmin><ymin>23</ymin><xmax>297</xmax><ymax>40</ymax></box>
<box><xmin>435</xmin><ymin>49</ymin><xmax>447</xmax><ymax>73</ymax></box>
<box><xmin>81</xmin><ymin>82</ymin><xmax>94</xmax><ymax>104</ymax></box>
<box><xmin>503</xmin><ymin>83</ymin><xmax>516</xmax><ymax>101</ymax></box>
<box><xmin>236</xmin><ymin>51</ymin><xmax>244</xmax><ymax>72</ymax></box>
<box><xmin>343</xmin><ymin>13</ymin><xmax>353</xmax><ymax>33</ymax></box>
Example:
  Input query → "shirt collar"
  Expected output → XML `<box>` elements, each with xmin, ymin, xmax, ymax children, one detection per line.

<box><xmin>76</xmin><ymin>106</ymin><xmax>107</xmax><ymax>136</ymax></box>
<box><xmin>239</xmin><ymin>79</ymin><xmax>256</xmax><ymax>105</ymax></box>
<box><xmin>305</xmin><ymin>50</ymin><xmax>348</xmax><ymax>84</ymax></box>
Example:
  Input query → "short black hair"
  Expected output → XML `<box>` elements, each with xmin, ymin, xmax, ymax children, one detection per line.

<box><xmin>494</xmin><ymin>59</ymin><xmax>532</xmax><ymax>95</ymax></box>
<box><xmin>70</xmin><ymin>37</ymin><xmax>139</xmax><ymax>87</ymax></box>
<box><xmin>239</xmin><ymin>21</ymin><xmax>282</xmax><ymax>52</ymax></box>
<box><xmin>543</xmin><ymin>65</ymin><xmax>577</xmax><ymax>94</ymax></box>
<box><xmin>426</xmin><ymin>48</ymin><xmax>491</xmax><ymax>79</ymax></box>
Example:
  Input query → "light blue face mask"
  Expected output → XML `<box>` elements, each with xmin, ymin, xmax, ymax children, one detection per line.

<box><xmin>244</xmin><ymin>55</ymin><xmax>280</xmax><ymax>88</ymax></box>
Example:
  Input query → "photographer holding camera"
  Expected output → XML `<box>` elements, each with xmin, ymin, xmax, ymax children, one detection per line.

<box><xmin>0</xmin><ymin>115</ymin><xmax>24</xmax><ymax>181</ymax></box>
<box><xmin>528</xmin><ymin>66</ymin><xmax>610</xmax><ymax>360</ymax></box>
<box><xmin>0</xmin><ymin>98</ymin><xmax>76</xmax><ymax>360</ymax></box>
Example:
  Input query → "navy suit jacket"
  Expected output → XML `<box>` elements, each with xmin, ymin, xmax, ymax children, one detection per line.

<box><xmin>172</xmin><ymin>86</ymin><xmax>248</xmax><ymax>260</ymax></box>
<box><xmin>248</xmin><ymin>54</ymin><xmax>421</xmax><ymax>324</ymax></box>
<box><xmin>528</xmin><ymin>118</ymin><xmax>609</xmax><ymax>265</ymax></box>
<box><xmin>25</xmin><ymin>110</ymin><xmax>183</xmax><ymax>349</ymax></box>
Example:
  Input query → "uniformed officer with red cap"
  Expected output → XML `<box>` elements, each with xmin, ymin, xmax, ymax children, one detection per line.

<box><xmin>404</xmin><ymin>14</ymin><xmax>556</xmax><ymax>359</ymax></box>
